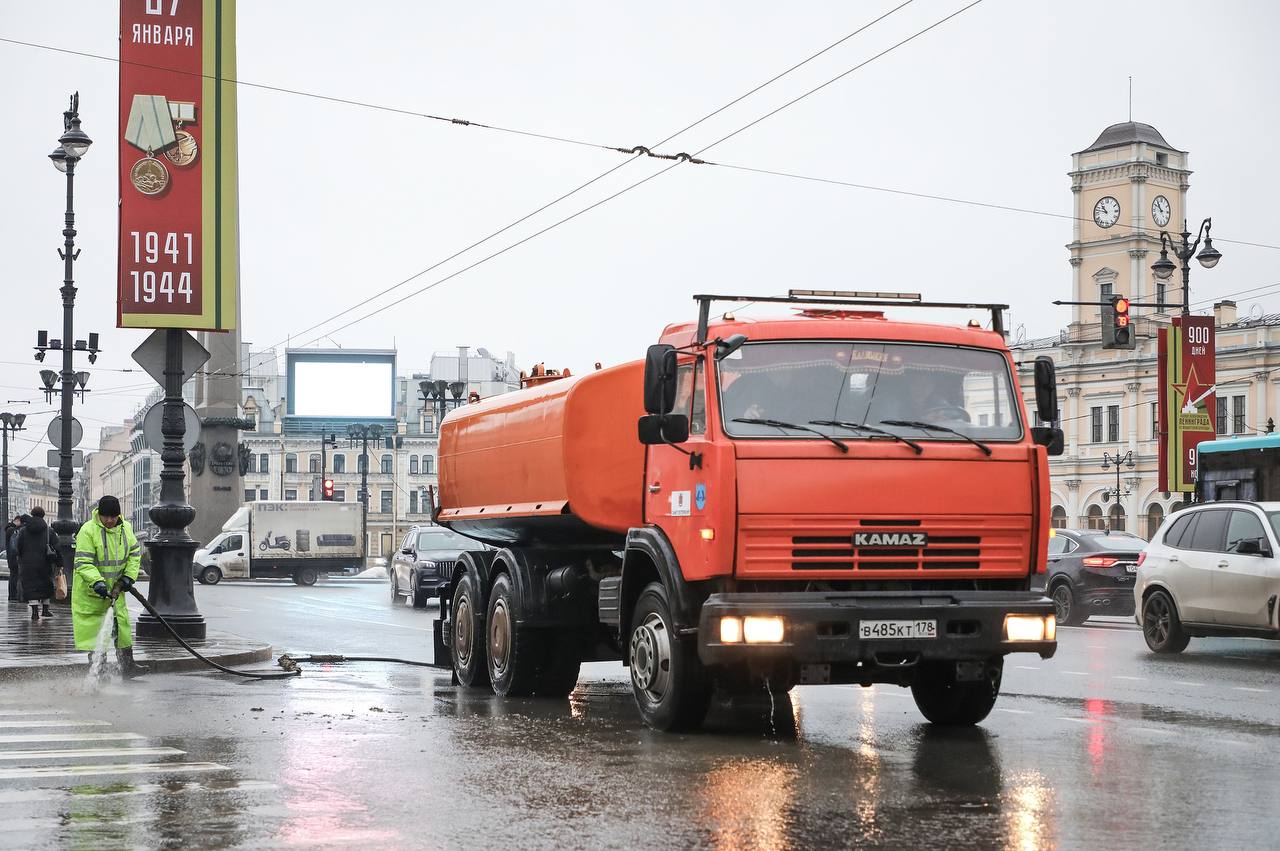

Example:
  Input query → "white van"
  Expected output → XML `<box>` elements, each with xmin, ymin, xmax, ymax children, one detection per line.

<box><xmin>194</xmin><ymin>501</ymin><xmax>364</xmax><ymax>586</ymax></box>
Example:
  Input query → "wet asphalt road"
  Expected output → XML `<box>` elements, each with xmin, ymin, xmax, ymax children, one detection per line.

<box><xmin>2</xmin><ymin>580</ymin><xmax>1278</xmax><ymax>849</ymax></box>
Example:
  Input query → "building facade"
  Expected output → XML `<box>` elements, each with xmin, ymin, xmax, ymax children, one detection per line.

<box><xmin>1013</xmin><ymin>122</ymin><xmax>1280</xmax><ymax>537</ymax></box>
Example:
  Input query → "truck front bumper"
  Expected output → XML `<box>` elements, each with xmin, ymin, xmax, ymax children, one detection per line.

<box><xmin>698</xmin><ymin>590</ymin><xmax>1056</xmax><ymax>671</ymax></box>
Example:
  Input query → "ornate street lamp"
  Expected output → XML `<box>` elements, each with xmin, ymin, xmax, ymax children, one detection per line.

<box><xmin>1151</xmin><ymin>218</ymin><xmax>1223</xmax><ymax>315</ymax></box>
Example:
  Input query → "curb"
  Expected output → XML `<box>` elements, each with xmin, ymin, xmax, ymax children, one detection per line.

<box><xmin>0</xmin><ymin>641</ymin><xmax>274</xmax><ymax>682</ymax></box>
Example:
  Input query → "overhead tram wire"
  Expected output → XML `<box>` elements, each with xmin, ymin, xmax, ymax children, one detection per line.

<box><xmin>281</xmin><ymin>0</ymin><xmax>990</xmax><ymax>346</ymax></box>
<box><xmin>211</xmin><ymin>1</ymin><xmax>918</xmax><ymax>377</ymax></box>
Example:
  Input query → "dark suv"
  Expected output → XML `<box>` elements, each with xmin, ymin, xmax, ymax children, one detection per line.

<box><xmin>1033</xmin><ymin>529</ymin><xmax>1145</xmax><ymax>625</ymax></box>
<box><xmin>390</xmin><ymin>525</ymin><xmax>487</xmax><ymax>608</ymax></box>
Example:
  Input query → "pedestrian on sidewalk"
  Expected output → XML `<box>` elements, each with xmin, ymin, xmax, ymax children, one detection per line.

<box><xmin>17</xmin><ymin>507</ymin><xmax>60</xmax><ymax>622</ymax></box>
<box><xmin>5</xmin><ymin>515</ymin><xmax>22</xmax><ymax>603</ymax></box>
<box><xmin>72</xmin><ymin>496</ymin><xmax>146</xmax><ymax>678</ymax></box>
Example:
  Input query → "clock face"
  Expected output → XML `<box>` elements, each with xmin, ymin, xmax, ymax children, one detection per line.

<box><xmin>1093</xmin><ymin>196</ymin><xmax>1121</xmax><ymax>229</ymax></box>
<box><xmin>1152</xmin><ymin>195</ymin><xmax>1172</xmax><ymax>227</ymax></box>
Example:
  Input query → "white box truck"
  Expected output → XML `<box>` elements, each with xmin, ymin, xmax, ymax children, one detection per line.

<box><xmin>193</xmin><ymin>501</ymin><xmax>364</xmax><ymax>586</ymax></box>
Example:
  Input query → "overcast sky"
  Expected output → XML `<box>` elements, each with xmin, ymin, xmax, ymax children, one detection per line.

<box><xmin>2</xmin><ymin>1</ymin><xmax>1278</xmax><ymax>459</ymax></box>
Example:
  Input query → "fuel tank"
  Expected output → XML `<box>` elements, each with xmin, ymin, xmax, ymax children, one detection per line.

<box><xmin>437</xmin><ymin>360</ymin><xmax>645</xmax><ymax>547</ymax></box>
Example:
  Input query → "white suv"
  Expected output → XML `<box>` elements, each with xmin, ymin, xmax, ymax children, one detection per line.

<box><xmin>1136</xmin><ymin>501</ymin><xmax>1280</xmax><ymax>653</ymax></box>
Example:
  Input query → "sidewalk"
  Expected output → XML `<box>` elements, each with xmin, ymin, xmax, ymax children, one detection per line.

<box><xmin>0</xmin><ymin>583</ymin><xmax>273</xmax><ymax>681</ymax></box>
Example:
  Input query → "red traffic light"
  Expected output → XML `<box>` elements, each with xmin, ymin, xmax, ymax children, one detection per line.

<box><xmin>1113</xmin><ymin>297</ymin><xmax>1130</xmax><ymax>314</ymax></box>
<box><xmin>322</xmin><ymin>478</ymin><xmax>335</xmax><ymax>499</ymax></box>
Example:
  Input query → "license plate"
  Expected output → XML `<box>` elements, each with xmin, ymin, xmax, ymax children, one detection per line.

<box><xmin>1125</xmin><ymin>564</ymin><xmax>1137</xmax><ymax>574</ymax></box>
<box><xmin>859</xmin><ymin>619</ymin><xmax>937</xmax><ymax>640</ymax></box>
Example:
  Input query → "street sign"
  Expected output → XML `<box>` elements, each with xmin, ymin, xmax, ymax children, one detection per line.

<box><xmin>131</xmin><ymin>328</ymin><xmax>210</xmax><ymax>388</ymax></box>
<box><xmin>1158</xmin><ymin>316</ymin><xmax>1216</xmax><ymax>492</ymax></box>
<box><xmin>117</xmin><ymin>0</ymin><xmax>239</xmax><ymax>331</ymax></box>
<box><xmin>47</xmin><ymin>450</ymin><xmax>84</xmax><ymax>469</ymax></box>
<box><xmin>143</xmin><ymin>402</ymin><xmax>201</xmax><ymax>455</ymax></box>
<box><xmin>46</xmin><ymin>417</ymin><xmax>84</xmax><ymax>450</ymax></box>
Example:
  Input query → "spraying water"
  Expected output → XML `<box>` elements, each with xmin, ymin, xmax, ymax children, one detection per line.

<box><xmin>83</xmin><ymin>603</ymin><xmax>121</xmax><ymax>688</ymax></box>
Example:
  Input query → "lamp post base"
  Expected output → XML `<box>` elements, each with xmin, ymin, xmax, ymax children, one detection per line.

<box><xmin>136</xmin><ymin>538</ymin><xmax>205</xmax><ymax>640</ymax></box>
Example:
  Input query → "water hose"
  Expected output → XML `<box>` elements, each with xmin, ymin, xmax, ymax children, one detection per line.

<box><xmin>276</xmin><ymin>653</ymin><xmax>448</xmax><ymax>672</ymax></box>
<box><xmin>123</xmin><ymin>585</ymin><xmax>301</xmax><ymax>680</ymax></box>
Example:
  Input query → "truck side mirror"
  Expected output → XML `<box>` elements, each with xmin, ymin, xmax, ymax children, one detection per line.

<box><xmin>638</xmin><ymin>414</ymin><xmax>690</xmax><ymax>445</ymax></box>
<box><xmin>1033</xmin><ymin>355</ymin><xmax>1059</xmax><ymax>424</ymax></box>
<box><xmin>1031</xmin><ymin>426</ymin><xmax>1065</xmax><ymax>456</ymax></box>
<box><xmin>643</xmin><ymin>344</ymin><xmax>678</xmax><ymax>415</ymax></box>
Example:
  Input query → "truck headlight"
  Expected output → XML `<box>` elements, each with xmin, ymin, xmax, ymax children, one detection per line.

<box><xmin>1005</xmin><ymin>614</ymin><xmax>1055</xmax><ymax>642</ymax></box>
<box><xmin>743</xmin><ymin>616</ymin><xmax>785</xmax><ymax>644</ymax></box>
<box><xmin>720</xmin><ymin>616</ymin><xmax>743</xmax><ymax>643</ymax></box>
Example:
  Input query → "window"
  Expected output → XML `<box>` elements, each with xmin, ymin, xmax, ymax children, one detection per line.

<box><xmin>410</xmin><ymin>456</ymin><xmax>419</xmax><ymax>475</ymax></box>
<box><xmin>409</xmin><ymin>491</ymin><xmax>419</xmax><ymax>514</ymax></box>
<box><xmin>1151</xmin><ymin>402</ymin><xmax>1159</xmax><ymax>441</ymax></box>
<box><xmin>308</xmin><ymin>488</ymin><xmax>316</xmax><ymax>501</ymax></box>
<box><xmin>286</xmin><ymin>453</ymin><xmax>298</xmax><ymax>473</ymax></box>
<box><xmin>1108</xmin><ymin>504</ymin><xmax>1126</xmax><ymax>532</ymax></box>
<box><xmin>1188</xmin><ymin>509</ymin><xmax>1228</xmax><ymax>552</ymax></box>
<box><xmin>381</xmin><ymin>454</ymin><xmax>392</xmax><ymax>474</ymax></box>
<box><xmin>671</xmin><ymin>360</ymin><xmax>707</xmax><ymax>436</ymax></box>
<box><xmin>1050</xmin><ymin>506</ymin><xmax>1067</xmax><ymax>530</ymax></box>
<box><xmin>416</xmin><ymin>528</ymin><xmax>469</xmax><ymax>550</ymax></box>
<box><xmin>381</xmin><ymin>490</ymin><xmax>393</xmax><ymax>513</ymax></box>
<box><xmin>334</xmin><ymin>489</ymin><xmax>346</xmax><ymax>502</ymax></box>
<box><xmin>333</xmin><ymin>454</ymin><xmax>346</xmax><ymax>473</ymax></box>
<box><xmin>1099</xmin><ymin>281</ymin><xmax>1114</xmax><ymax>301</ymax></box>
<box><xmin>1091</xmin><ymin>407</ymin><xmax>1103</xmax><ymax>443</ymax></box>
<box><xmin>1165</xmin><ymin>512</ymin><xmax>1196</xmax><ymax>549</ymax></box>
<box><xmin>979</xmin><ymin>414</ymin><xmax>990</xmax><ymax>427</ymax></box>
<box><xmin>1226</xmin><ymin>510</ymin><xmax>1267</xmax><ymax>553</ymax></box>
<box><xmin>309</xmin><ymin>453</ymin><xmax>321</xmax><ymax>473</ymax></box>
<box><xmin>1107</xmin><ymin>405</ymin><xmax>1119</xmax><ymax>443</ymax></box>
<box><xmin>260</xmin><ymin>489</ymin><xmax>268</xmax><ymax>501</ymax></box>
<box><xmin>1216</xmin><ymin>398</ymin><xmax>1228</xmax><ymax>435</ymax></box>
<box><xmin>259</xmin><ymin>453</ymin><xmax>269</xmax><ymax>474</ymax></box>
<box><xmin>1145</xmin><ymin>504</ymin><xmax>1165</xmax><ymax>540</ymax></box>
<box><xmin>1156</xmin><ymin>281</ymin><xmax>1167</xmax><ymax>311</ymax></box>
<box><xmin>1048</xmin><ymin>532</ymin><xmax>1075</xmax><ymax>555</ymax></box>
<box><xmin>225</xmin><ymin>535</ymin><xmax>242</xmax><ymax>552</ymax></box>
<box><xmin>1232</xmin><ymin>395</ymin><xmax>1246</xmax><ymax>435</ymax></box>
<box><xmin>423</xmin><ymin>414</ymin><xmax>435</xmax><ymax>434</ymax></box>
<box><xmin>284</xmin><ymin>489</ymin><xmax>298</xmax><ymax>501</ymax></box>
<box><xmin>1156</xmin><ymin>151</ymin><xmax>1168</xmax><ymax>166</ymax></box>
<box><xmin>244</xmin><ymin>489</ymin><xmax>255</xmax><ymax>502</ymax></box>
<box><xmin>1086</xmin><ymin>504</ymin><xmax>1104</xmax><ymax>530</ymax></box>
<box><xmin>424</xmin><ymin>455</ymin><xmax>435</xmax><ymax>475</ymax></box>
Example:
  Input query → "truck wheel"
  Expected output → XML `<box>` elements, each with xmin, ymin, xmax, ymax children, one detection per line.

<box><xmin>1051</xmin><ymin>581</ymin><xmax>1086</xmax><ymax>626</ymax></box>
<box><xmin>535</xmin><ymin>633</ymin><xmax>582</xmax><ymax>698</ymax></box>
<box><xmin>410</xmin><ymin>574</ymin><xmax>428</xmax><ymax>609</ymax></box>
<box><xmin>1142</xmin><ymin>590</ymin><xmax>1190</xmax><ymax>654</ymax></box>
<box><xmin>628</xmin><ymin>582</ymin><xmax>712</xmax><ymax>732</ymax></box>
<box><xmin>910</xmin><ymin>660</ymin><xmax>1002</xmax><ymax>726</ymax></box>
<box><xmin>294</xmin><ymin>567</ymin><xmax>318</xmax><ymax>587</ymax></box>
<box><xmin>451</xmin><ymin>570</ymin><xmax>489</xmax><ymax>688</ymax></box>
<box><xmin>200</xmin><ymin>566</ymin><xmax>222</xmax><ymax>586</ymax></box>
<box><xmin>486</xmin><ymin>573</ymin><xmax>543</xmax><ymax>697</ymax></box>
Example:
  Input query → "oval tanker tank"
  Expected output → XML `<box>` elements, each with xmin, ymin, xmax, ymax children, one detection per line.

<box><xmin>437</xmin><ymin>361</ymin><xmax>645</xmax><ymax>547</ymax></box>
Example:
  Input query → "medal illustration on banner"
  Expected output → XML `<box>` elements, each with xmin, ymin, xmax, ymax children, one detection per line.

<box><xmin>123</xmin><ymin>95</ymin><xmax>199</xmax><ymax>196</ymax></box>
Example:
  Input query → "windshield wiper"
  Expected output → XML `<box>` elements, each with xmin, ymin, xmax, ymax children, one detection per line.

<box><xmin>878</xmin><ymin>419</ymin><xmax>992</xmax><ymax>456</ymax></box>
<box><xmin>732</xmin><ymin>418</ymin><xmax>848</xmax><ymax>453</ymax></box>
<box><xmin>809</xmin><ymin>420</ymin><xmax>923</xmax><ymax>455</ymax></box>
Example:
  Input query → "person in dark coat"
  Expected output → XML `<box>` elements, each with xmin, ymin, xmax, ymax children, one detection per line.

<box><xmin>17</xmin><ymin>508</ymin><xmax>58</xmax><ymax>621</ymax></box>
<box><xmin>6</xmin><ymin>515</ymin><xmax>23</xmax><ymax>603</ymax></box>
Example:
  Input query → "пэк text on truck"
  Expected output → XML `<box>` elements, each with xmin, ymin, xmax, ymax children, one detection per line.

<box><xmin>432</xmin><ymin>291</ymin><xmax>1063</xmax><ymax>731</ymax></box>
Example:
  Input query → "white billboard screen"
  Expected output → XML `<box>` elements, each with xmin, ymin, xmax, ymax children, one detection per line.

<box><xmin>290</xmin><ymin>357</ymin><xmax>394</xmax><ymax>418</ymax></box>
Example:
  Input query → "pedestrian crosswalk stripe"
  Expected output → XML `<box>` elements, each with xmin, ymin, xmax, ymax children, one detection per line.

<box><xmin>0</xmin><ymin>710</ymin><xmax>71</xmax><ymax>717</ymax></box>
<box><xmin>0</xmin><ymin>720</ymin><xmax>111</xmax><ymax>729</ymax></box>
<box><xmin>0</xmin><ymin>778</ymin><xmax>278</xmax><ymax>806</ymax></box>
<box><xmin>0</xmin><ymin>733</ymin><xmax>146</xmax><ymax>745</ymax></box>
<box><xmin>0</xmin><ymin>761</ymin><xmax>227</xmax><ymax>781</ymax></box>
<box><xmin>0</xmin><ymin>747</ymin><xmax>184</xmax><ymax>762</ymax></box>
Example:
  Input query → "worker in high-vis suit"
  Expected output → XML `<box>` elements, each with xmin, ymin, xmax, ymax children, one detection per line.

<box><xmin>73</xmin><ymin>495</ymin><xmax>147</xmax><ymax>678</ymax></box>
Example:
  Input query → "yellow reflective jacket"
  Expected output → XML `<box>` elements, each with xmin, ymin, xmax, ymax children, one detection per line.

<box><xmin>73</xmin><ymin>510</ymin><xmax>141</xmax><ymax>589</ymax></box>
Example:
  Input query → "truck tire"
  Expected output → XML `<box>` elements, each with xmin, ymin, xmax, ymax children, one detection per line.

<box><xmin>628</xmin><ymin>582</ymin><xmax>712</xmax><ymax>732</ymax></box>
<box><xmin>294</xmin><ymin>567</ymin><xmax>318</xmax><ymax>587</ymax></box>
<box><xmin>199</xmin><ymin>566</ymin><xmax>222</xmax><ymax>586</ymax></box>
<box><xmin>910</xmin><ymin>660</ymin><xmax>1002</xmax><ymax>726</ymax></box>
<box><xmin>1142</xmin><ymin>590</ymin><xmax>1190</xmax><ymax>654</ymax></box>
<box><xmin>451</xmin><ymin>570</ymin><xmax>489</xmax><ymax>688</ymax></box>
<box><xmin>535</xmin><ymin>633</ymin><xmax>582</xmax><ymax>698</ymax></box>
<box><xmin>486</xmin><ymin>572</ymin><xmax>544</xmax><ymax>697</ymax></box>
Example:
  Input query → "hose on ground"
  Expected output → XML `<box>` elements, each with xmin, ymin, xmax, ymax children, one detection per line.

<box><xmin>276</xmin><ymin>653</ymin><xmax>448</xmax><ymax>672</ymax></box>
<box><xmin>124</xmin><ymin>586</ymin><xmax>301</xmax><ymax>680</ymax></box>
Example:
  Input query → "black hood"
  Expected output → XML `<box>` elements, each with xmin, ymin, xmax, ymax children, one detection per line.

<box><xmin>23</xmin><ymin>516</ymin><xmax>47</xmax><ymax>535</ymax></box>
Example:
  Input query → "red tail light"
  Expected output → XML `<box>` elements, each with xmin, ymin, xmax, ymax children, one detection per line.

<box><xmin>1082</xmin><ymin>556</ymin><xmax>1118</xmax><ymax>568</ymax></box>
<box><xmin>1137</xmin><ymin>551</ymin><xmax>1147</xmax><ymax>567</ymax></box>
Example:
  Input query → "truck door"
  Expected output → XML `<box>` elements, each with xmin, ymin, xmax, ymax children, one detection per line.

<box><xmin>219</xmin><ymin>533</ymin><xmax>248</xmax><ymax>579</ymax></box>
<box><xmin>643</xmin><ymin>356</ymin><xmax>735</xmax><ymax>581</ymax></box>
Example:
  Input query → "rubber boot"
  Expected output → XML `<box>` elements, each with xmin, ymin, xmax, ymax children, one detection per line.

<box><xmin>118</xmin><ymin>647</ymin><xmax>149</xmax><ymax>680</ymax></box>
<box><xmin>30</xmin><ymin>606</ymin><xmax>39</xmax><ymax>621</ymax></box>
<box><xmin>41</xmin><ymin>604</ymin><xmax>52</xmax><ymax>618</ymax></box>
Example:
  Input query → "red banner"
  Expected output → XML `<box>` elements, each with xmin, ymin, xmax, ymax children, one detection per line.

<box><xmin>1158</xmin><ymin>316</ymin><xmax>1216</xmax><ymax>492</ymax></box>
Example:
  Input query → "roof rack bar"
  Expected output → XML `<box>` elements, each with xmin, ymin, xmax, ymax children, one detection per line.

<box><xmin>692</xmin><ymin>293</ymin><xmax>1009</xmax><ymax>342</ymax></box>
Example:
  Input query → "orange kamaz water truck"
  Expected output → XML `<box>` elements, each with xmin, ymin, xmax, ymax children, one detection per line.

<box><xmin>432</xmin><ymin>291</ymin><xmax>1062</xmax><ymax>731</ymax></box>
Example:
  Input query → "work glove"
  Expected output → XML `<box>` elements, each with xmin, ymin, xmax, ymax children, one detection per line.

<box><xmin>92</xmin><ymin>581</ymin><xmax>110</xmax><ymax>599</ymax></box>
<box><xmin>119</xmin><ymin>576</ymin><xmax>134</xmax><ymax>591</ymax></box>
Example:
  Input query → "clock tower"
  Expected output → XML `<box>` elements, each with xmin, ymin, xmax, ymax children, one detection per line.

<box><xmin>1068</xmin><ymin>122</ymin><xmax>1190</xmax><ymax>326</ymax></box>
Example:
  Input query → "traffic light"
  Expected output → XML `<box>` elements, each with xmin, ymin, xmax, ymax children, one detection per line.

<box><xmin>322</xmin><ymin>478</ymin><xmax>335</xmax><ymax>500</ymax></box>
<box><xmin>1102</xmin><ymin>295</ymin><xmax>1135</xmax><ymax>350</ymax></box>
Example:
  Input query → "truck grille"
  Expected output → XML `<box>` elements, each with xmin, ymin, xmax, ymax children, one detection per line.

<box><xmin>738</xmin><ymin>515</ymin><xmax>1027</xmax><ymax>578</ymax></box>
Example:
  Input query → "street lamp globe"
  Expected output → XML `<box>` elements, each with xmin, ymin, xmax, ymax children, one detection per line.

<box><xmin>48</xmin><ymin>146</ymin><xmax>69</xmax><ymax>172</ymax></box>
<box><xmin>1196</xmin><ymin>238</ymin><xmax>1222</xmax><ymax>269</ymax></box>
<box><xmin>1151</xmin><ymin>250</ymin><xmax>1177</xmax><ymax>280</ymax></box>
<box><xmin>58</xmin><ymin>115</ymin><xmax>92</xmax><ymax>159</ymax></box>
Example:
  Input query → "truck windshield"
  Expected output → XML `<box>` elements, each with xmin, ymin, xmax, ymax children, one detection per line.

<box><xmin>718</xmin><ymin>341</ymin><xmax>1022</xmax><ymax>442</ymax></box>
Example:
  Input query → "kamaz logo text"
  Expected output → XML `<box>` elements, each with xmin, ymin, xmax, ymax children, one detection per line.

<box><xmin>854</xmin><ymin>532</ymin><xmax>928</xmax><ymax>547</ymax></box>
